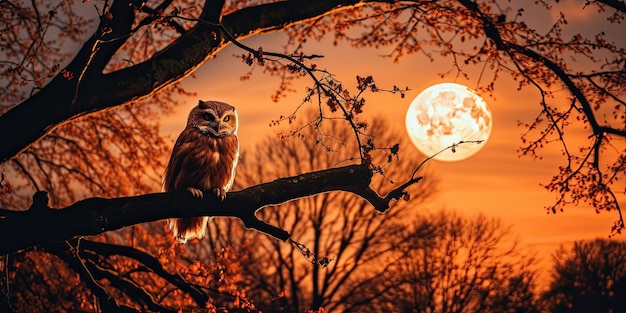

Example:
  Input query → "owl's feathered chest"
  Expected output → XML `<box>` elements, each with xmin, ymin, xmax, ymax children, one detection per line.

<box><xmin>163</xmin><ymin>128</ymin><xmax>239</xmax><ymax>191</ymax></box>
<box><xmin>180</xmin><ymin>130</ymin><xmax>237</xmax><ymax>163</ymax></box>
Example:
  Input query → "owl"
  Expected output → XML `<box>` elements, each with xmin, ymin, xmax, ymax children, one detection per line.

<box><xmin>163</xmin><ymin>100</ymin><xmax>240</xmax><ymax>243</ymax></box>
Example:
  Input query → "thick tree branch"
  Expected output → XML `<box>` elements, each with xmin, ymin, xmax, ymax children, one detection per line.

<box><xmin>77</xmin><ymin>0</ymin><xmax>138</xmax><ymax>80</ymax></box>
<box><xmin>79</xmin><ymin>240</ymin><xmax>210</xmax><ymax>307</ymax></box>
<box><xmin>0</xmin><ymin>0</ymin><xmax>225</xmax><ymax>163</ymax></box>
<box><xmin>0</xmin><ymin>0</ymin><xmax>383</xmax><ymax>163</ymax></box>
<box><xmin>45</xmin><ymin>241</ymin><xmax>124</xmax><ymax>313</ymax></box>
<box><xmin>596</xmin><ymin>0</ymin><xmax>626</xmax><ymax>13</ymax></box>
<box><xmin>0</xmin><ymin>164</ymin><xmax>422</xmax><ymax>255</ymax></box>
<box><xmin>83</xmin><ymin>259</ymin><xmax>173</xmax><ymax>313</ymax></box>
<box><xmin>221</xmin><ymin>0</ymin><xmax>378</xmax><ymax>37</ymax></box>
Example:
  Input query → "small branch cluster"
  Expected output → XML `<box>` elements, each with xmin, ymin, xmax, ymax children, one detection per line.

<box><xmin>215</xmin><ymin>23</ymin><xmax>411</xmax><ymax>176</ymax></box>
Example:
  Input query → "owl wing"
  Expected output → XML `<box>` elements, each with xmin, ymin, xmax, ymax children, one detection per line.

<box><xmin>217</xmin><ymin>135</ymin><xmax>239</xmax><ymax>193</ymax></box>
<box><xmin>163</xmin><ymin>129</ymin><xmax>197</xmax><ymax>192</ymax></box>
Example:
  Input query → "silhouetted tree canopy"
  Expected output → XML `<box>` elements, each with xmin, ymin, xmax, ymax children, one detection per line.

<box><xmin>205</xmin><ymin>113</ymin><xmax>437</xmax><ymax>312</ymax></box>
<box><xmin>343</xmin><ymin>211</ymin><xmax>542</xmax><ymax>313</ymax></box>
<box><xmin>1</xmin><ymin>0</ymin><xmax>623</xmax><ymax>231</ymax></box>
<box><xmin>0</xmin><ymin>0</ymin><xmax>624</xmax><ymax>312</ymax></box>
<box><xmin>543</xmin><ymin>238</ymin><xmax>626</xmax><ymax>313</ymax></box>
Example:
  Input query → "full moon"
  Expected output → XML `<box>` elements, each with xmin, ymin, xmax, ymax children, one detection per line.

<box><xmin>405</xmin><ymin>82</ymin><xmax>493</xmax><ymax>162</ymax></box>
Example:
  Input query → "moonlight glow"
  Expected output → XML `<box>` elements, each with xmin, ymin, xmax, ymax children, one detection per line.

<box><xmin>405</xmin><ymin>83</ymin><xmax>493</xmax><ymax>162</ymax></box>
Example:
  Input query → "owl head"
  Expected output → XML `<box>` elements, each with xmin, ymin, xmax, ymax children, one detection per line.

<box><xmin>187</xmin><ymin>100</ymin><xmax>238</xmax><ymax>137</ymax></box>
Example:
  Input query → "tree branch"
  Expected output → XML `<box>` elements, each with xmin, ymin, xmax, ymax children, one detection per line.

<box><xmin>0</xmin><ymin>0</ymin><xmax>226</xmax><ymax>163</ymax></box>
<box><xmin>83</xmin><ymin>260</ymin><xmax>173</xmax><ymax>313</ymax></box>
<box><xmin>595</xmin><ymin>0</ymin><xmax>626</xmax><ymax>14</ymax></box>
<box><xmin>79</xmin><ymin>239</ymin><xmax>210</xmax><ymax>307</ymax></box>
<box><xmin>0</xmin><ymin>164</ymin><xmax>422</xmax><ymax>255</ymax></box>
<box><xmin>0</xmin><ymin>0</ymin><xmax>379</xmax><ymax>163</ymax></box>
<box><xmin>44</xmin><ymin>241</ymin><xmax>123</xmax><ymax>313</ymax></box>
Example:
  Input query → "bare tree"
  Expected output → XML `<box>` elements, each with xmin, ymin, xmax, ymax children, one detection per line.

<box><xmin>197</xmin><ymin>112</ymin><xmax>437</xmax><ymax>312</ymax></box>
<box><xmin>342</xmin><ymin>211</ymin><xmax>542</xmax><ymax>313</ymax></box>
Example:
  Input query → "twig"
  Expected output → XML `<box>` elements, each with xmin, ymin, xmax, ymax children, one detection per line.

<box><xmin>290</xmin><ymin>239</ymin><xmax>334</xmax><ymax>268</ymax></box>
<box><xmin>411</xmin><ymin>140</ymin><xmax>484</xmax><ymax>179</ymax></box>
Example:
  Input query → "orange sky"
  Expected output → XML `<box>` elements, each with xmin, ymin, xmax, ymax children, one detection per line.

<box><xmin>161</xmin><ymin>1</ymin><xmax>625</xmax><ymax>285</ymax></box>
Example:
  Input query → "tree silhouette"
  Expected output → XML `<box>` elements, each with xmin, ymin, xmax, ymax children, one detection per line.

<box><xmin>341</xmin><ymin>211</ymin><xmax>542</xmax><ymax>313</ymax></box>
<box><xmin>542</xmin><ymin>238</ymin><xmax>626</xmax><ymax>313</ymax></box>
<box><xmin>200</xmin><ymin>113</ymin><xmax>436</xmax><ymax>312</ymax></box>
<box><xmin>1</xmin><ymin>0</ymin><xmax>623</xmax><ymax>231</ymax></box>
<box><xmin>0</xmin><ymin>0</ymin><xmax>624</xmax><ymax>311</ymax></box>
<box><xmin>2</xmin><ymin>223</ymin><xmax>262</xmax><ymax>312</ymax></box>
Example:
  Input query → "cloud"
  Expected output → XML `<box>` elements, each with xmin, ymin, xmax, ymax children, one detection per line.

<box><xmin>551</xmin><ymin>0</ymin><xmax>602</xmax><ymax>23</ymax></box>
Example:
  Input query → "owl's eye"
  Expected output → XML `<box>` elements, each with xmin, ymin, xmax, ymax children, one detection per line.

<box><xmin>203</xmin><ymin>113</ymin><xmax>215</xmax><ymax>121</ymax></box>
<box><xmin>223</xmin><ymin>115</ymin><xmax>230</xmax><ymax>122</ymax></box>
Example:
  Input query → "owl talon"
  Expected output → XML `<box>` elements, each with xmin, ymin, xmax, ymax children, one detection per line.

<box><xmin>187</xmin><ymin>187</ymin><xmax>203</xmax><ymax>199</ymax></box>
<box><xmin>213</xmin><ymin>187</ymin><xmax>226</xmax><ymax>200</ymax></box>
